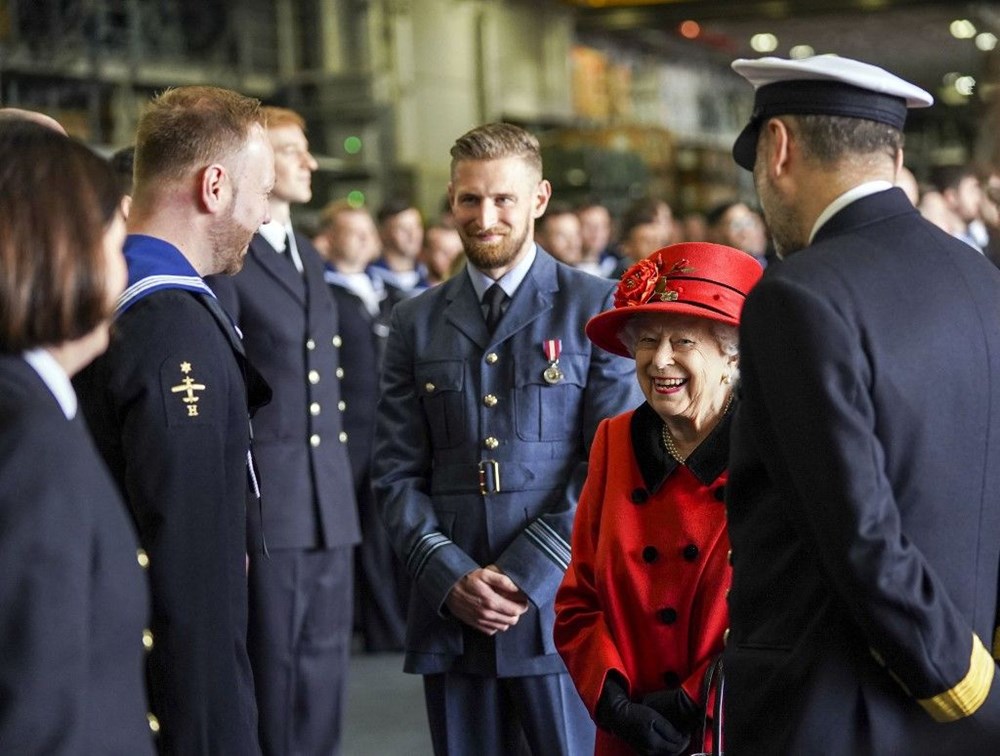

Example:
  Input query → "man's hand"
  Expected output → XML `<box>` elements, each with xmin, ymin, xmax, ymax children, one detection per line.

<box><xmin>445</xmin><ymin>564</ymin><xmax>529</xmax><ymax>635</ymax></box>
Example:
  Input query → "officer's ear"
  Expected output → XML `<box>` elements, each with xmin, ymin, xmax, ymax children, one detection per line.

<box><xmin>199</xmin><ymin>163</ymin><xmax>229</xmax><ymax>214</ymax></box>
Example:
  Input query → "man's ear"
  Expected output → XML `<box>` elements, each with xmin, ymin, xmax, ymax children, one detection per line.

<box><xmin>199</xmin><ymin>164</ymin><xmax>228</xmax><ymax>214</ymax></box>
<box><xmin>760</xmin><ymin>117</ymin><xmax>793</xmax><ymax>179</ymax></box>
<box><xmin>533</xmin><ymin>179</ymin><xmax>552</xmax><ymax>219</ymax></box>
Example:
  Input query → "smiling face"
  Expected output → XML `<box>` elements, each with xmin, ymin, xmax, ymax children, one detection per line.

<box><xmin>632</xmin><ymin>313</ymin><xmax>736</xmax><ymax>426</ymax></box>
<box><xmin>449</xmin><ymin>156</ymin><xmax>550</xmax><ymax>277</ymax></box>
<box><xmin>268</xmin><ymin>123</ymin><xmax>317</xmax><ymax>205</ymax></box>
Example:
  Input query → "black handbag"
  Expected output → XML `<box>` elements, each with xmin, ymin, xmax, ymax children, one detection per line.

<box><xmin>691</xmin><ymin>655</ymin><xmax>725</xmax><ymax>756</ymax></box>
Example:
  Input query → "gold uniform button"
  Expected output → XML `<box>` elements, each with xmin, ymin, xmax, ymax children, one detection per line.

<box><xmin>142</xmin><ymin>629</ymin><xmax>154</xmax><ymax>650</ymax></box>
<box><xmin>425</xmin><ymin>382</ymin><xmax>436</xmax><ymax>393</ymax></box>
<box><xmin>306</xmin><ymin>338</ymin><xmax>316</xmax><ymax>351</ymax></box>
<box><xmin>338</xmin><ymin>400</ymin><xmax>346</xmax><ymax>412</ymax></box>
<box><xmin>485</xmin><ymin>352</ymin><xmax>499</xmax><ymax>365</ymax></box>
<box><xmin>136</xmin><ymin>549</ymin><xmax>150</xmax><ymax>569</ymax></box>
<box><xmin>308</xmin><ymin>370</ymin><xmax>320</xmax><ymax>384</ymax></box>
<box><xmin>723</xmin><ymin>628</ymin><xmax>730</xmax><ymax>646</ymax></box>
<box><xmin>332</xmin><ymin>335</ymin><xmax>343</xmax><ymax>348</ymax></box>
<box><xmin>339</xmin><ymin>431</ymin><xmax>349</xmax><ymax>443</ymax></box>
<box><xmin>484</xmin><ymin>436</ymin><xmax>499</xmax><ymax>450</ymax></box>
<box><xmin>147</xmin><ymin>713</ymin><xmax>160</xmax><ymax>734</ymax></box>
<box><xmin>727</xmin><ymin>549</ymin><xmax>733</xmax><ymax>565</ymax></box>
<box><xmin>310</xmin><ymin>402</ymin><xmax>321</xmax><ymax>416</ymax></box>
<box><xmin>483</xmin><ymin>394</ymin><xmax>498</xmax><ymax>408</ymax></box>
<box><xmin>310</xmin><ymin>434</ymin><xmax>321</xmax><ymax>447</ymax></box>
<box><xmin>335</xmin><ymin>367</ymin><xmax>345</xmax><ymax>379</ymax></box>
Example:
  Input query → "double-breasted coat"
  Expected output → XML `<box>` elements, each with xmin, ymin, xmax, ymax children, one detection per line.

<box><xmin>0</xmin><ymin>355</ymin><xmax>154</xmax><ymax>755</ymax></box>
<box><xmin>372</xmin><ymin>248</ymin><xmax>643</xmax><ymax>677</ymax></box>
<box><xmin>726</xmin><ymin>188</ymin><xmax>1000</xmax><ymax>755</ymax></box>
<box><xmin>555</xmin><ymin>403</ymin><xmax>731</xmax><ymax>756</ymax></box>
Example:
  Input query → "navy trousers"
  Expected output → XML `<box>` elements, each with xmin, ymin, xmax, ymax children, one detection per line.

<box><xmin>248</xmin><ymin>546</ymin><xmax>353</xmax><ymax>756</ymax></box>
<box><xmin>423</xmin><ymin>670</ymin><xmax>595</xmax><ymax>756</ymax></box>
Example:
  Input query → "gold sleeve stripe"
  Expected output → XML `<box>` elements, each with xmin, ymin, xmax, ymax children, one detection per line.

<box><xmin>993</xmin><ymin>626</ymin><xmax>1000</xmax><ymax>661</ymax></box>
<box><xmin>918</xmin><ymin>633</ymin><xmax>995</xmax><ymax>723</ymax></box>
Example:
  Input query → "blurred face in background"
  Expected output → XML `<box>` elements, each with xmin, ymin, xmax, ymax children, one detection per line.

<box><xmin>268</xmin><ymin>123</ymin><xmax>317</xmax><ymax>205</ymax></box>
<box><xmin>578</xmin><ymin>205</ymin><xmax>612</xmax><ymax>260</ymax></box>
<box><xmin>421</xmin><ymin>226</ymin><xmax>464</xmax><ymax>283</ymax></box>
<box><xmin>536</xmin><ymin>212</ymin><xmax>582</xmax><ymax>266</ymax></box>
<box><xmin>328</xmin><ymin>209</ymin><xmax>380</xmax><ymax>272</ymax></box>
<box><xmin>621</xmin><ymin>221</ymin><xmax>669</xmax><ymax>263</ymax></box>
<box><xmin>714</xmin><ymin>203</ymin><xmax>768</xmax><ymax>257</ymax></box>
<box><xmin>381</xmin><ymin>208</ymin><xmax>424</xmax><ymax>262</ymax></box>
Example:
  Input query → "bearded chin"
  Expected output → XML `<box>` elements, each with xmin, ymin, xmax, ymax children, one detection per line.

<box><xmin>463</xmin><ymin>225</ymin><xmax>528</xmax><ymax>271</ymax></box>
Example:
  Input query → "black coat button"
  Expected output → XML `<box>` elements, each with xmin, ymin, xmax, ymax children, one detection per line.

<box><xmin>713</xmin><ymin>485</ymin><xmax>726</xmax><ymax>501</ymax></box>
<box><xmin>642</xmin><ymin>546</ymin><xmax>658</xmax><ymax>563</ymax></box>
<box><xmin>682</xmin><ymin>543</ymin><xmax>699</xmax><ymax>561</ymax></box>
<box><xmin>657</xmin><ymin>607</ymin><xmax>678</xmax><ymax>625</ymax></box>
<box><xmin>662</xmin><ymin>671</ymin><xmax>680</xmax><ymax>688</ymax></box>
<box><xmin>631</xmin><ymin>488</ymin><xmax>648</xmax><ymax>504</ymax></box>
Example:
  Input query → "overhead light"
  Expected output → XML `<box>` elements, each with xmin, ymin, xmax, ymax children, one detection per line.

<box><xmin>955</xmin><ymin>76</ymin><xmax>976</xmax><ymax>97</ymax></box>
<box><xmin>679</xmin><ymin>20</ymin><xmax>701</xmax><ymax>39</ymax></box>
<box><xmin>789</xmin><ymin>45</ymin><xmax>815</xmax><ymax>59</ymax></box>
<box><xmin>750</xmin><ymin>33</ymin><xmax>779</xmax><ymax>53</ymax></box>
<box><xmin>950</xmin><ymin>19</ymin><xmax>977</xmax><ymax>39</ymax></box>
<box><xmin>976</xmin><ymin>32</ymin><xmax>998</xmax><ymax>51</ymax></box>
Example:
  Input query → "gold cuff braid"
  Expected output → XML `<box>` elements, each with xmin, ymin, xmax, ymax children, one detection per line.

<box><xmin>918</xmin><ymin>633</ymin><xmax>995</xmax><ymax>722</ymax></box>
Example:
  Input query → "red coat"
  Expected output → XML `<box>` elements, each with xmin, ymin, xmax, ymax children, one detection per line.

<box><xmin>554</xmin><ymin>402</ymin><xmax>732</xmax><ymax>756</ymax></box>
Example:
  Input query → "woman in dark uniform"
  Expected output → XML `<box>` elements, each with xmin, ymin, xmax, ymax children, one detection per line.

<box><xmin>555</xmin><ymin>243</ymin><xmax>762</xmax><ymax>756</ymax></box>
<box><xmin>0</xmin><ymin>121</ymin><xmax>154</xmax><ymax>754</ymax></box>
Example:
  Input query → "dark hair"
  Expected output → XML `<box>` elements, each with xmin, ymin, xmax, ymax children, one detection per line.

<box><xmin>110</xmin><ymin>144</ymin><xmax>135</xmax><ymax>196</ymax></box>
<box><xmin>450</xmin><ymin>122</ymin><xmax>542</xmax><ymax>179</ymax></box>
<box><xmin>929</xmin><ymin>164</ymin><xmax>976</xmax><ymax>193</ymax></box>
<box><xmin>0</xmin><ymin>122</ymin><xmax>124</xmax><ymax>351</ymax></box>
<box><xmin>133</xmin><ymin>85</ymin><xmax>264</xmax><ymax>188</ymax></box>
<box><xmin>537</xmin><ymin>201</ymin><xmax>576</xmax><ymax>231</ymax></box>
<box><xmin>704</xmin><ymin>201</ymin><xmax>741</xmax><ymax>228</ymax></box>
<box><xmin>786</xmin><ymin>114</ymin><xmax>903</xmax><ymax>165</ymax></box>
<box><xmin>377</xmin><ymin>197</ymin><xmax>417</xmax><ymax>225</ymax></box>
<box><xmin>619</xmin><ymin>198</ymin><xmax>662</xmax><ymax>239</ymax></box>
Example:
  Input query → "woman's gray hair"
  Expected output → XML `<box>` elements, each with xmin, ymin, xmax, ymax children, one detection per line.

<box><xmin>617</xmin><ymin>313</ymin><xmax>740</xmax><ymax>378</ymax></box>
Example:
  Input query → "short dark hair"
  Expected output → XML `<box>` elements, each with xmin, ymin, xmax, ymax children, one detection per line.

<box><xmin>705</xmin><ymin>201</ymin><xmax>740</xmax><ymax>229</ymax></box>
<box><xmin>619</xmin><ymin>198</ymin><xmax>662</xmax><ymax>239</ymax></box>
<box><xmin>450</xmin><ymin>122</ymin><xmax>542</xmax><ymax>179</ymax></box>
<box><xmin>0</xmin><ymin>123</ymin><xmax>124</xmax><ymax>352</ymax></box>
<box><xmin>377</xmin><ymin>197</ymin><xmax>417</xmax><ymax>225</ymax></box>
<box><xmin>537</xmin><ymin>201</ymin><xmax>576</xmax><ymax>231</ymax></box>
<box><xmin>929</xmin><ymin>164</ymin><xmax>976</xmax><ymax>193</ymax></box>
<box><xmin>786</xmin><ymin>114</ymin><xmax>903</xmax><ymax>165</ymax></box>
<box><xmin>133</xmin><ymin>85</ymin><xmax>264</xmax><ymax>188</ymax></box>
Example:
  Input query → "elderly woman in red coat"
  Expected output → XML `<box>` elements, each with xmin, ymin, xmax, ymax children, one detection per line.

<box><xmin>554</xmin><ymin>243</ymin><xmax>762</xmax><ymax>756</ymax></box>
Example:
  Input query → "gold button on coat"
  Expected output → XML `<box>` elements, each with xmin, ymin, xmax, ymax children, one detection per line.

<box><xmin>332</xmin><ymin>335</ymin><xmax>343</xmax><ymax>347</ymax></box>
<box><xmin>484</xmin><ymin>436</ymin><xmax>499</xmax><ymax>450</ymax></box>
<box><xmin>339</xmin><ymin>431</ymin><xmax>349</xmax><ymax>443</ymax></box>
<box><xmin>310</xmin><ymin>434</ymin><xmax>321</xmax><ymax>447</ymax></box>
<box><xmin>142</xmin><ymin>629</ymin><xmax>154</xmax><ymax>650</ymax></box>
<box><xmin>335</xmin><ymin>367</ymin><xmax>344</xmax><ymax>379</ymax></box>
<box><xmin>306</xmin><ymin>338</ymin><xmax>316</xmax><ymax>350</ymax></box>
<box><xmin>483</xmin><ymin>394</ymin><xmax>498</xmax><ymax>408</ymax></box>
<box><xmin>338</xmin><ymin>400</ymin><xmax>346</xmax><ymax>411</ymax></box>
<box><xmin>136</xmin><ymin>549</ymin><xmax>150</xmax><ymax>569</ymax></box>
<box><xmin>308</xmin><ymin>370</ymin><xmax>320</xmax><ymax>384</ymax></box>
<box><xmin>310</xmin><ymin>402</ymin><xmax>321</xmax><ymax>416</ymax></box>
<box><xmin>147</xmin><ymin>713</ymin><xmax>160</xmax><ymax>733</ymax></box>
<box><xmin>485</xmin><ymin>352</ymin><xmax>499</xmax><ymax>364</ymax></box>
<box><xmin>425</xmin><ymin>382</ymin><xmax>436</xmax><ymax>393</ymax></box>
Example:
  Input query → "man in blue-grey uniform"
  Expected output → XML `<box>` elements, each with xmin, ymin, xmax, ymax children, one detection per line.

<box><xmin>372</xmin><ymin>122</ymin><xmax>643</xmax><ymax>755</ymax></box>
<box><xmin>725</xmin><ymin>54</ymin><xmax>1000</xmax><ymax>755</ymax></box>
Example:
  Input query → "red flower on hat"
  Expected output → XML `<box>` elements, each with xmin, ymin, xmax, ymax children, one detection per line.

<box><xmin>614</xmin><ymin>258</ymin><xmax>661</xmax><ymax>308</ymax></box>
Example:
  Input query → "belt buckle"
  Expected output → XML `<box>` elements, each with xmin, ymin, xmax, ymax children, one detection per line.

<box><xmin>478</xmin><ymin>459</ymin><xmax>501</xmax><ymax>496</ymax></box>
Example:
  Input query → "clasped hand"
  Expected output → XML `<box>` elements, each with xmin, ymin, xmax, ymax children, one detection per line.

<box><xmin>445</xmin><ymin>564</ymin><xmax>529</xmax><ymax>635</ymax></box>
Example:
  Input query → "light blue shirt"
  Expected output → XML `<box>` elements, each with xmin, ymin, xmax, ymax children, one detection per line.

<box><xmin>466</xmin><ymin>244</ymin><xmax>538</xmax><ymax>311</ymax></box>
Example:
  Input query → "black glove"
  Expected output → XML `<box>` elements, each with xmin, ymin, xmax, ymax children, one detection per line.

<box><xmin>642</xmin><ymin>687</ymin><xmax>702</xmax><ymax>734</ymax></box>
<box><xmin>595</xmin><ymin>673</ymin><xmax>691</xmax><ymax>756</ymax></box>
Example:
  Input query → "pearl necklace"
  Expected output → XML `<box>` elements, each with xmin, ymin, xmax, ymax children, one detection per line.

<box><xmin>661</xmin><ymin>392</ymin><xmax>734</xmax><ymax>464</ymax></box>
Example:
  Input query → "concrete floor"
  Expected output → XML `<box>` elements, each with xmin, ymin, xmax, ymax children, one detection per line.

<box><xmin>342</xmin><ymin>652</ymin><xmax>434</xmax><ymax>755</ymax></box>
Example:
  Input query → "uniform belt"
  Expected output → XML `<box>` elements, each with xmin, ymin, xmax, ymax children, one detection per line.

<box><xmin>431</xmin><ymin>459</ymin><xmax>572</xmax><ymax>496</ymax></box>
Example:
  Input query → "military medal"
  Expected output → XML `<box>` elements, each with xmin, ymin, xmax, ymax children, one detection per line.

<box><xmin>542</xmin><ymin>339</ymin><xmax>563</xmax><ymax>384</ymax></box>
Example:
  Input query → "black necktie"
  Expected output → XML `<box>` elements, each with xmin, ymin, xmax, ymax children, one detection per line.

<box><xmin>483</xmin><ymin>283</ymin><xmax>508</xmax><ymax>332</ymax></box>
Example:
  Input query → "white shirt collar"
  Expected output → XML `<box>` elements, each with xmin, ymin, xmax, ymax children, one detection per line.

<box><xmin>467</xmin><ymin>244</ymin><xmax>538</xmax><ymax>302</ymax></box>
<box><xmin>258</xmin><ymin>219</ymin><xmax>288</xmax><ymax>252</ymax></box>
<box><xmin>22</xmin><ymin>348</ymin><xmax>77</xmax><ymax>419</ymax></box>
<box><xmin>809</xmin><ymin>180</ymin><xmax>894</xmax><ymax>243</ymax></box>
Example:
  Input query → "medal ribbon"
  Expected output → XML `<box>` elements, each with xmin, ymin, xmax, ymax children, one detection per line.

<box><xmin>543</xmin><ymin>339</ymin><xmax>562</xmax><ymax>363</ymax></box>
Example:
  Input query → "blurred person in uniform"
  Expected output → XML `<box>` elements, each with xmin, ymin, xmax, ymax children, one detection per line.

<box><xmin>207</xmin><ymin>106</ymin><xmax>360</xmax><ymax>756</ymax></box>
<box><xmin>611</xmin><ymin>199</ymin><xmax>673</xmax><ymax>279</ymax></box>
<box><xmin>726</xmin><ymin>54</ymin><xmax>1000</xmax><ymax>754</ymax></box>
<box><xmin>576</xmin><ymin>200</ymin><xmax>619</xmax><ymax>278</ymax></box>
<box><xmin>320</xmin><ymin>199</ymin><xmax>410</xmax><ymax>654</ymax></box>
<box><xmin>0</xmin><ymin>119</ymin><xmax>154</xmax><ymax>755</ymax></box>
<box><xmin>372</xmin><ymin>122</ymin><xmax>643</xmax><ymax>756</ymax></box>
<box><xmin>705</xmin><ymin>200</ymin><xmax>771</xmax><ymax>267</ymax></box>
<box><xmin>373</xmin><ymin>197</ymin><xmax>430</xmax><ymax>303</ymax></box>
<box><xmin>555</xmin><ymin>243</ymin><xmax>763</xmax><ymax>756</ymax></box>
<box><xmin>535</xmin><ymin>201</ymin><xmax>583</xmax><ymax>267</ymax></box>
<box><xmin>930</xmin><ymin>163</ymin><xmax>986</xmax><ymax>251</ymax></box>
<box><xmin>74</xmin><ymin>86</ymin><xmax>274</xmax><ymax>755</ymax></box>
<box><xmin>421</xmin><ymin>222</ymin><xmax>465</xmax><ymax>286</ymax></box>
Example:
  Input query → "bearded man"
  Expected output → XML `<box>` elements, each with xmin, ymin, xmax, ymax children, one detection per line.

<box><xmin>75</xmin><ymin>86</ymin><xmax>274</xmax><ymax>755</ymax></box>
<box><xmin>372</xmin><ymin>122</ymin><xmax>642</xmax><ymax>756</ymax></box>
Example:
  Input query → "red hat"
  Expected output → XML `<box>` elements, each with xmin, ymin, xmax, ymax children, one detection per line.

<box><xmin>586</xmin><ymin>242</ymin><xmax>764</xmax><ymax>357</ymax></box>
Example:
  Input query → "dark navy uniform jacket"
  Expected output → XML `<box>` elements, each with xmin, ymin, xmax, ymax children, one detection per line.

<box><xmin>75</xmin><ymin>236</ymin><xmax>264</xmax><ymax>755</ymax></box>
<box><xmin>373</xmin><ymin>248</ymin><xmax>643</xmax><ymax>677</ymax></box>
<box><xmin>726</xmin><ymin>188</ymin><xmax>1000</xmax><ymax>755</ymax></box>
<box><xmin>0</xmin><ymin>355</ymin><xmax>154</xmax><ymax>755</ymax></box>
<box><xmin>209</xmin><ymin>232</ymin><xmax>360</xmax><ymax>551</ymax></box>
